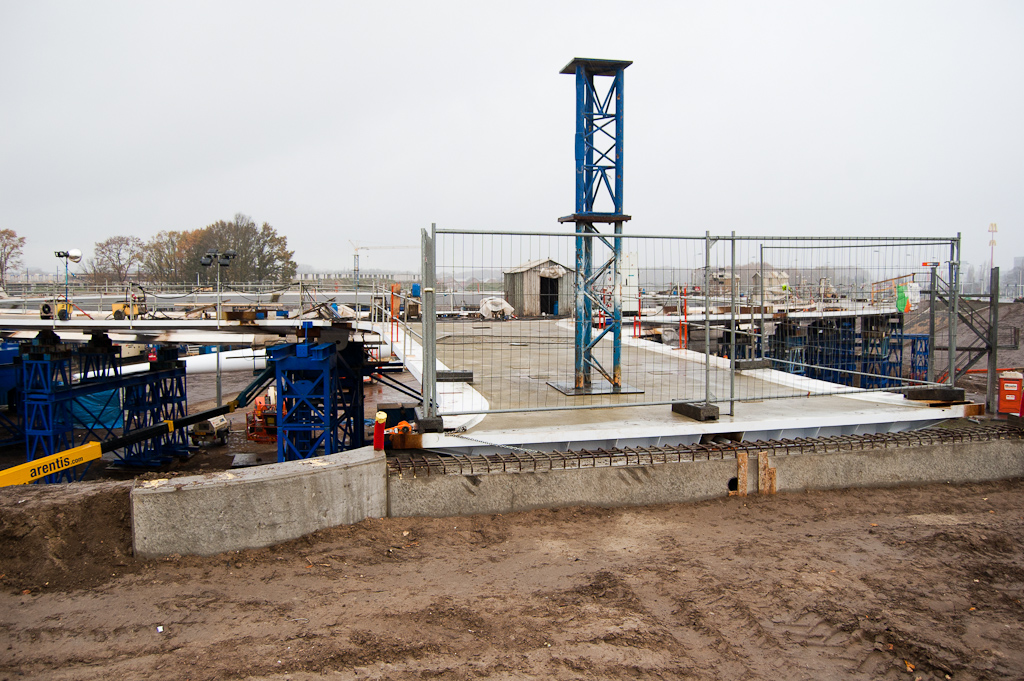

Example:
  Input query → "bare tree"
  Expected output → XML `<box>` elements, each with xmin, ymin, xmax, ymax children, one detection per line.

<box><xmin>94</xmin><ymin>236</ymin><xmax>146</xmax><ymax>283</ymax></box>
<box><xmin>138</xmin><ymin>214</ymin><xmax>297</xmax><ymax>284</ymax></box>
<box><xmin>0</xmin><ymin>230</ymin><xmax>25</xmax><ymax>289</ymax></box>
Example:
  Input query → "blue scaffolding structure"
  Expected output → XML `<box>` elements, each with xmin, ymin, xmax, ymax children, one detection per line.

<box><xmin>860</xmin><ymin>314</ymin><xmax>904</xmax><ymax>389</ymax></box>
<box><xmin>270</xmin><ymin>339</ymin><xmax>365</xmax><ymax>462</ymax></box>
<box><xmin>805</xmin><ymin>318</ymin><xmax>856</xmax><ymax>386</ymax></box>
<box><xmin>119</xmin><ymin>346</ymin><xmax>188</xmax><ymax>467</ymax></box>
<box><xmin>768</xmin><ymin>321</ymin><xmax>807</xmax><ymax>375</ymax></box>
<box><xmin>555</xmin><ymin>58</ymin><xmax>633</xmax><ymax>395</ymax></box>
<box><xmin>904</xmin><ymin>334</ymin><xmax>930</xmax><ymax>382</ymax></box>
<box><xmin>21</xmin><ymin>333</ymin><xmax>75</xmax><ymax>482</ymax></box>
<box><xmin>19</xmin><ymin>332</ymin><xmax>189</xmax><ymax>482</ymax></box>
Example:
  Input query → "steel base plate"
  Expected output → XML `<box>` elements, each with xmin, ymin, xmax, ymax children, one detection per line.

<box><xmin>547</xmin><ymin>380</ymin><xmax>644</xmax><ymax>396</ymax></box>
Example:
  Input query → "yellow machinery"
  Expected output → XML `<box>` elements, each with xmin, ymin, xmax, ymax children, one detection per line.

<box><xmin>112</xmin><ymin>301</ymin><xmax>147</xmax><ymax>320</ymax></box>
<box><xmin>112</xmin><ymin>284</ymin><xmax>148</xmax><ymax>319</ymax></box>
<box><xmin>39</xmin><ymin>301</ymin><xmax>74</xmax><ymax>321</ymax></box>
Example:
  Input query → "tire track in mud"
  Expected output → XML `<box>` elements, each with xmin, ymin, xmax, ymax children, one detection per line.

<box><xmin>628</xmin><ymin>560</ymin><xmax>926</xmax><ymax>681</ymax></box>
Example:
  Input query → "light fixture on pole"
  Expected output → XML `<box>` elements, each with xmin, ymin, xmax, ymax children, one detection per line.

<box><xmin>200</xmin><ymin>248</ymin><xmax>237</xmax><ymax>407</ymax></box>
<box><xmin>54</xmin><ymin>249</ymin><xmax>82</xmax><ymax>320</ymax></box>
<box><xmin>988</xmin><ymin>223</ymin><xmax>998</xmax><ymax>273</ymax></box>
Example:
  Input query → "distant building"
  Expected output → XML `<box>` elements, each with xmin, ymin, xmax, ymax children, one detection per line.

<box><xmin>751</xmin><ymin>270</ymin><xmax>791</xmax><ymax>299</ymax></box>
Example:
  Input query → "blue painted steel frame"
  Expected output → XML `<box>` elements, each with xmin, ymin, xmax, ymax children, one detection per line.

<box><xmin>22</xmin><ymin>353</ymin><xmax>76</xmax><ymax>483</ymax></box>
<box><xmin>119</xmin><ymin>349</ymin><xmax>188</xmax><ymax>467</ymax></box>
<box><xmin>271</xmin><ymin>342</ymin><xmax>340</xmax><ymax>462</ymax></box>
<box><xmin>19</xmin><ymin>336</ymin><xmax>191</xmax><ymax>482</ymax></box>
<box><xmin>562</xmin><ymin>58</ymin><xmax>631</xmax><ymax>392</ymax></box>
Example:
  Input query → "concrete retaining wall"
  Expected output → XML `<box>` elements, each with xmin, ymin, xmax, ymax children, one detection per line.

<box><xmin>387</xmin><ymin>461</ymin><xmax>738</xmax><ymax>517</ymax></box>
<box><xmin>131</xmin><ymin>447</ymin><xmax>385</xmax><ymax>558</ymax></box>
<box><xmin>388</xmin><ymin>439</ymin><xmax>1024</xmax><ymax>517</ymax></box>
<box><xmin>775</xmin><ymin>440</ymin><xmax>1024</xmax><ymax>492</ymax></box>
<box><xmin>129</xmin><ymin>438</ymin><xmax>1024</xmax><ymax>557</ymax></box>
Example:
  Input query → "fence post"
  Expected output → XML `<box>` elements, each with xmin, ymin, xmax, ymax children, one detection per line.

<box><xmin>421</xmin><ymin>225</ymin><xmax>437</xmax><ymax>418</ymax></box>
<box><xmin>759</xmin><ymin>245</ymin><xmax>766</xmax><ymax>360</ymax></box>
<box><xmin>705</xmin><ymin>231</ymin><xmax>711</xmax><ymax>405</ymax></box>
<box><xmin>948</xmin><ymin>235</ymin><xmax>959</xmax><ymax>387</ymax></box>
<box><xmin>987</xmin><ymin>266</ymin><xmax>999</xmax><ymax>413</ymax></box>
<box><xmin>730</xmin><ymin>231</ymin><xmax>736</xmax><ymax>415</ymax></box>
<box><xmin>927</xmin><ymin>264</ymin><xmax>936</xmax><ymax>383</ymax></box>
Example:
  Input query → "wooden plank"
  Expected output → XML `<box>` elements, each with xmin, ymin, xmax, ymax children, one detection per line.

<box><xmin>963</xmin><ymin>403</ymin><xmax>985</xmax><ymax>417</ymax></box>
<box><xmin>729</xmin><ymin>451</ymin><xmax>748</xmax><ymax>497</ymax></box>
<box><xmin>758</xmin><ymin>451</ymin><xmax>769</xmax><ymax>494</ymax></box>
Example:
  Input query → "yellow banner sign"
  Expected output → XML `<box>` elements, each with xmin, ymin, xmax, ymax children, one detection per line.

<box><xmin>0</xmin><ymin>442</ymin><xmax>103</xmax><ymax>487</ymax></box>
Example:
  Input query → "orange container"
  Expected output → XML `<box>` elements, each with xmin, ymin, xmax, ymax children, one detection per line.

<box><xmin>998</xmin><ymin>372</ymin><xmax>1023</xmax><ymax>414</ymax></box>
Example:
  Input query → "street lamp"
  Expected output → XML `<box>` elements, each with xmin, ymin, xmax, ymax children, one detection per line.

<box><xmin>200</xmin><ymin>248</ymin><xmax>237</xmax><ymax>407</ymax></box>
<box><xmin>54</xmin><ymin>249</ymin><xmax>82</xmax><ymax>320</ymax></box>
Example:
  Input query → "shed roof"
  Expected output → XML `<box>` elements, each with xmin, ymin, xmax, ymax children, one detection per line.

<box><xmin>504</xmin><ymin>258</ymin><xmax>572</xmax><ymax>275</ymax></box>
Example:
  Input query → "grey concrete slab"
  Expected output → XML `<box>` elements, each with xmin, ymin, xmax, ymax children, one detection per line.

<box><xmin>420</xmin><ymin>319</ymin><xmax>968</xmax><ymax>451</ymax></box>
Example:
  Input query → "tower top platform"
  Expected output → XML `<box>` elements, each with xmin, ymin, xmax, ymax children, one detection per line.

<box><xmin>559</xmin><ymin>58</ymin><xmax>633</xmax><ymax>76</ymax></box>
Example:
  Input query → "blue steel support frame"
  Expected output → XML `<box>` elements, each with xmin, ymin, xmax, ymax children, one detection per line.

<box><xmin>120</xmin><ymin>347</ymin><xmax>188</xmax><ymax>467</ymax></box>
<box><xmin>904</xmin><ymin>334</ymin><xmax>930</xmax><ymax>382</ymax></box>
<box><xmin>18</xmin><ymin>332</ymin><xmax>192</xmax><ymax>480</ymax></box>
<box><xmin>559</xmin><ymin>58</ymin><xmax>632</xmax><ymax>393</ymax></box>
<box><xmin>271</xmin><ymin>342</ymin><xmax>340</xmax><ymax>462</ymax></box>
<box><xmin>20</xmin><ymin>333</ymin><xmax>77</xmax><ymax>483</ymax></box>
<box><xmin>336</xmin><ymin>341</ymin><xmax>366</xmax><ymax>451</ymax></box>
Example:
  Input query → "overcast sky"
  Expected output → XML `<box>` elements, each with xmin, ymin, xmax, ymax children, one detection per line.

<box><xmin>1</xmin><ymin>1</ymin><xmax>1021</xmax><ymax>276</ymax></box>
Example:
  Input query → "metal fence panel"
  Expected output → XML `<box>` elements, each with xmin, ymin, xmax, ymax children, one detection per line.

<box><xmin>423</xmin><ymin>230</ymin><xmax>958</xmax><ymax>416</ymax></box>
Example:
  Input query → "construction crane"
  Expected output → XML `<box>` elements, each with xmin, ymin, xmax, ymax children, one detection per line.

<box><xmin>349</xmin><ymin>241</ymin><xmax>418</xmax><ymax>317</ymax></box>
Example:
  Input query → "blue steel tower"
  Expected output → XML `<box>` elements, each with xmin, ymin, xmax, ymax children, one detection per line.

<box><xmin>558</xmin><ymin>58</ymin><xmax>632</xmax><ymax>393</ymax></box>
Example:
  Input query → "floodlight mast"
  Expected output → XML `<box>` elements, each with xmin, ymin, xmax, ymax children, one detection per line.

<box><xmin>200</xmin><ymin>248</ymin><xmax>237</xmax><ymax>407</ymax></box>
<box><xmin>54</xmin><ymin>249</ymin><xmax>82</xmax><ymax>317</ymax></box>
<box><xmin>558</xmin><ymin>58</ymin><xmax>632</xmax><ymax>394</ymax></box>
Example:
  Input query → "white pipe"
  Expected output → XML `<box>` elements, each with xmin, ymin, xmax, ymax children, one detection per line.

<box><xmin>184</xmin><ymin>348</ymin><xmax>266</xmax><ymax>374</ymax></box>
<box><xmin>81</xmin><ymin>348</ymin><xmax>267</xmax><ymax>379</ymax></box>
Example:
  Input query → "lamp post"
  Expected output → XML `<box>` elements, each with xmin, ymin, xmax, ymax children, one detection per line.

<box><xmin>54</xmin><ymin>249</ymin><xmax>82</xmax><ymax>320</ymax></box>
<box><xmin>200</xmin><ymin>248</ymin><xmax>237</xmax><ymax>407</ymax></box>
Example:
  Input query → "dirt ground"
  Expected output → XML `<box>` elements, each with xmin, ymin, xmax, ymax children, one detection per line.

<box><xmin>1</xmin><ymin>477</ymin><xmax>1023</xmax><ymax>680</ymax></box>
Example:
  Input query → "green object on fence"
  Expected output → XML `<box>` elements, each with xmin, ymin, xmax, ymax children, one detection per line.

<box><xmin>896</xmin><ymin>284</ymin><xmax>910</xmax><ymax>313</ymax></box>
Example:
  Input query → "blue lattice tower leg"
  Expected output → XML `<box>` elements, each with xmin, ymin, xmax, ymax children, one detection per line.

<box><xmin>885</xmin><ymin>315</ymin><xmax>905</xmax><ymax>387</ymax></box>
<box><xmin>118</xmin><ymin>349</ymin><xmax>187</xmax><ymax>467</ymax></box>
<box><xmin>19</xmin><ymin>331</ymin><xmax>76</xmax><ymax>483</ymax></box>
<box><xmin>270</xmin><ymin>343</ymin><xmax>340</xmax><ymax>462</ymax></box>
<box><xmin>78</xmin><ymin>332</ymin><xmax>121</xmax><ymax>381</ymax></box>
<box><xmin>337</xmin><ymin>341</ymin><xmax>365</xmax><ymax>450</ymax></box>
<box><xmin>156</xmin><ymin>346</ymin><xmax>189</xmax><ymax>457</ymax></box>
<box><xmin>909</xmin><ymin>335</ymin><xmax>929</xmax><ymax>381</ymax></box>
<box><xmin>860</xmin><ymin>314</ymin><xmax>893</xmax><ymax>389</ymax></box>
<box><xmin>122</xmin><ymin>380</ymin><xmax>162</xmax><ymax>465</ymax></box>
<box><xmin>558</xmin><ymin>58</ymin><xmax>632</xmax><ymax>395</ymax></box>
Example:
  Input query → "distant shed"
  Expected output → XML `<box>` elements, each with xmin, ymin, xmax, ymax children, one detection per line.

<box><xmin>503</xmin><ymin>259</ymin><xmax>574</xmax><ymax>317</ymax></box>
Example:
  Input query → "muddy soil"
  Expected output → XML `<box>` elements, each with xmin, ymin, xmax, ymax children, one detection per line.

<box><xmin>1</xmin><ymin>478</ymin><xmax>1023</xmax><ymax>680</ymax></box>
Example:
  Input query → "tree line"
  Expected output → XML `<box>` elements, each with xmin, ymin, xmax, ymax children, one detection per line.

<box><xmin>0</xmin><ymin>214</ymin><xmax>297</xmax><ymax>287</ymax></box>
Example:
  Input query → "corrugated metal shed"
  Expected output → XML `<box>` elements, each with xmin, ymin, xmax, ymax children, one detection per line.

<box><xmin>503</xmin><ymin>259</ymin><xmax>574</xmax><ymax>317</ymax></box>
